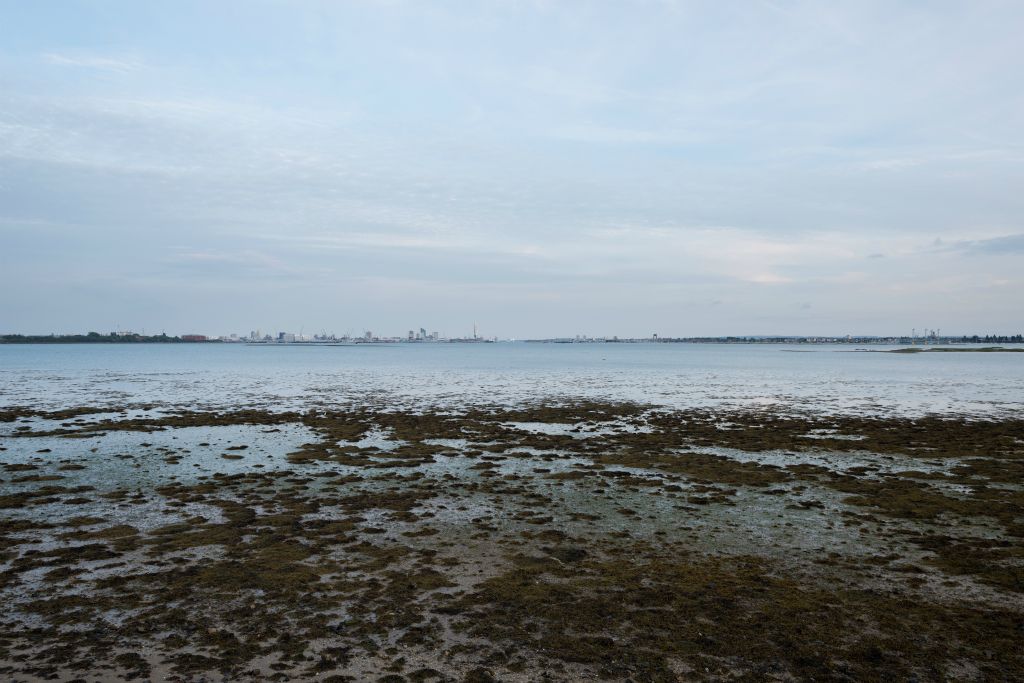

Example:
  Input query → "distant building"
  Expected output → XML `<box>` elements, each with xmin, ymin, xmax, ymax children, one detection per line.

<box><xmin>182</xmin><ymin>334</ymin><xmax>207</xmax><ymax>342</ymax></box>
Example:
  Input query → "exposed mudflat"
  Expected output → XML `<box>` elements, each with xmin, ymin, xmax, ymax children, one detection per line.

<box><xmin>1</xmin><ymin>403</ymin><xmax>1023</xmax><ymax>682</ymax></box>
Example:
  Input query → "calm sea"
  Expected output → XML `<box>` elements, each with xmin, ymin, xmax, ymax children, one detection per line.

<box><xmin>1</xmin><ymin>342</ymin><xmax>1022</xmax><ymax>417</ymax></box>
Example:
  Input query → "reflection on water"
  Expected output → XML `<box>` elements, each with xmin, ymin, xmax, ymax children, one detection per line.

<box><xmin>1</xmin><ymin>342</ymin><xmax>1022</xmax><ymax>416</ymax></box>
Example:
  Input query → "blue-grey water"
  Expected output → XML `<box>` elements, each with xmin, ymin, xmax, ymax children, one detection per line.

<box><xmin>1</xmin><ymin>342</ymin><xmax>1021</xmax><ymax>417</ymax></box>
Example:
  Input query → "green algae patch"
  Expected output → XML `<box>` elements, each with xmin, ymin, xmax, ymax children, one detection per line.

<box><xmin>2</xmin><ymin>402</ymin><xmax>1024</xmax><ymax>680</ymax></box>
<box><xmin>602</xmin><ymin>450</ymin><xmax>792</xmax><ymax>487</ymax></box>
<box><xmin>455</xmin><ymin>553</ymin><xmax>1024</xmax><ymax>680</ymax></box>
<box><xmin>910</xmin><ymin>534</ymin><xmax>1024</xmax><ymax>593</ymax></box>
<box><xmin>156</xmin><ymin>554</ymin><xmax>323</xmax><ymax>595</ymax></box>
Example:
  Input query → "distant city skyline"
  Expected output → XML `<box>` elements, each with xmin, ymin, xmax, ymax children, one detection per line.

<box><xmin>2</xmin><ymin>2</ymin><xmax>1023</xmax><ymax>337</ymax></box>
<box><xmin>4</xmin><ymin>326</ymin><xmax>1021</xmax><ymax>346</ymax></box>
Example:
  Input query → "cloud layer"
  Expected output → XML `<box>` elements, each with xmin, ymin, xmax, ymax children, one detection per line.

<box><xmin>1</xmin><ymin>1</ymin><xmax>1022</xmax><ymax>336</ymax></box>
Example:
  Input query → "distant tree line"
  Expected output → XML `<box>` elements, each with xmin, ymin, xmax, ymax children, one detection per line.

<box><xmin>959</xmin><ymin>335</ymin><xmax>1024</xmax><ymax>343</ymax></box>
<box><xmin>640</xmin><ymin>335</ymin><xmax>1024</xmax><ymax>344</ymax></box>
<box><xmin>0</xmin><ymin>332</ymin><xmax>219</xmax><ymax>344</ymax></box>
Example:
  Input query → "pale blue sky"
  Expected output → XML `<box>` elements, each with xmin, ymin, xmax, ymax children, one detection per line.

<box><xmin>2</xmin><ymin>1</ymin><xmax>1022</xmax><ymax>337</ymax></box>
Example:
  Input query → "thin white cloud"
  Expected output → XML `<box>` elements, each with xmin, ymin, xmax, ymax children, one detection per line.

<box><xmin>43</xmin><ymin>52</ymin><xmax>142</xmax><ymax>73</ymax></box>
<box><xmin>1</xmin><ymin>1</ymin><xmax>1022</xmax><ymax>334</ymax></box>
<box><xmin>548</xmin><ymin>124</ymin><xmax>703</xmax><ymax>145</ymax></box>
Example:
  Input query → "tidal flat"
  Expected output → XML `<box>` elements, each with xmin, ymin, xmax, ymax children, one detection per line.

<box><xmin>1</xmin><ymin>403</ymin><xmax>1023</xmax><ymax>682</ymax></box>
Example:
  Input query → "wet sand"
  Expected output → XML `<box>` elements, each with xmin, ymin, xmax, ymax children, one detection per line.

<box><xmin>1</xmin><ymin>403</ymin><xmax>1023</xmax><ymax>681</ymax></box>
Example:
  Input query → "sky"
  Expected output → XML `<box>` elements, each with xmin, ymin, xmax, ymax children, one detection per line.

<box><xmin>1</xmin><ymin>1</ymin><xmax>1022</xmax><ymax>338</ymax></box>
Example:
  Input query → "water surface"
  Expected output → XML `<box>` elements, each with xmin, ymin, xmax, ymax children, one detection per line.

<box><xmin>2</xmin><ymin>342</ymin><xmax>1022</xmax><ymax>416</ymax></box>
